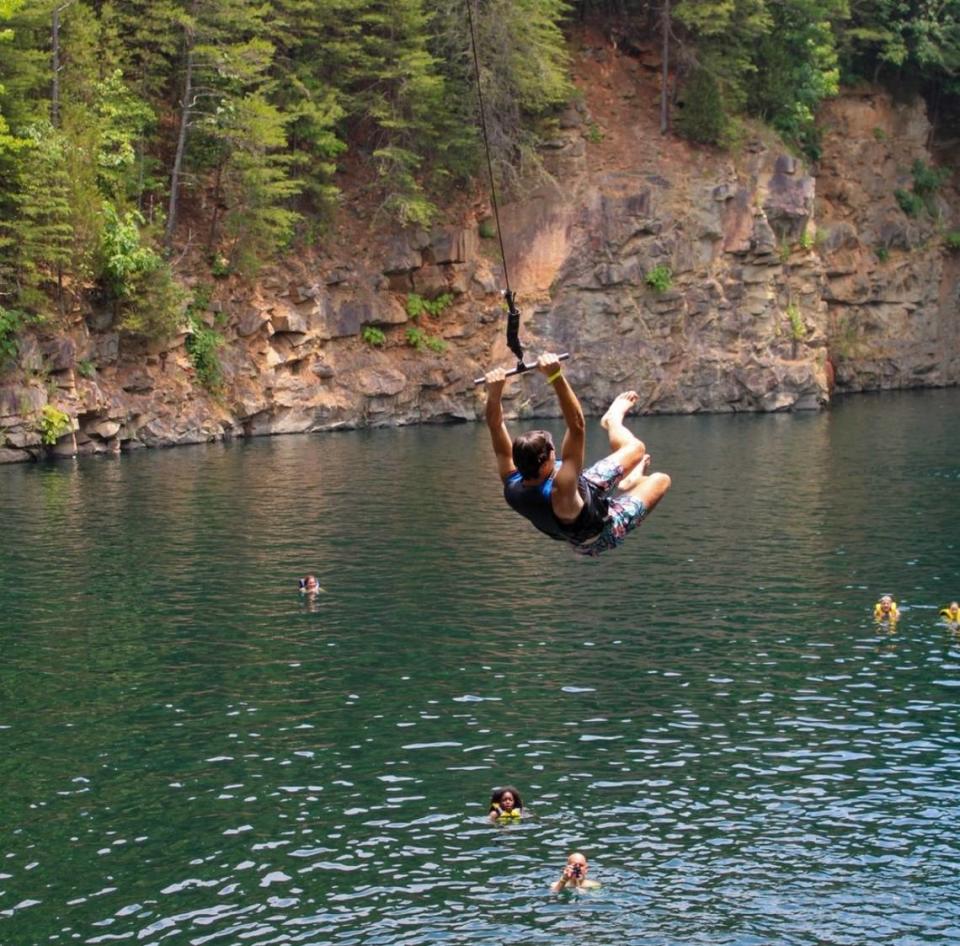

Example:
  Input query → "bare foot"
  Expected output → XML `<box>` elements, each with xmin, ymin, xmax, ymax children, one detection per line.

<box><xmin>601</xmin><ymin>391</ymin><xmax>639</xmax><ymax>430</ymax></box>
<box><xmin>619</xmin><ymin>454</ymin><xmax>651</xmax><ymax>492</ymax></box>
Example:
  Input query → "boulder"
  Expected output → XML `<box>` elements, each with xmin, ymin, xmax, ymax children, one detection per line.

<box><xmin>237</xmin><ymin>307</ymin><xmax>271</xmax><ymax>337</ymax></box>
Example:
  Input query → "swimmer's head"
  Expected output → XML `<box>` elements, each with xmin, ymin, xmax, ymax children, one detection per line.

<box><xmin>490</xmin><ymin>785</ymin><xmax>523</xmax><ymax>813</ymax></box>
<box><xmin>567</xmin><ymin>852</ymin><xmax>588</xmax><ymax>879</ymax></box>
<box><xmin>512</xmin><ymin>430</ymin><xmax>555</xmax><ymax>479</ymax></box>
<box><xmin>301</xmin><ymin>574</ymin><xmax>319</xmax><ymax>592</ymax></box>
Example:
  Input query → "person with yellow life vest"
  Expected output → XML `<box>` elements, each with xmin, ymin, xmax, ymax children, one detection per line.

<box><xmin>874</xmin><ymin>595</ymin><xmax>899</xmax><ymax>622</ymax></box>
<box><xmin>488</xmin><ymin>786</ymin><xmax>523</xmax><ymax>822</ymax></box>
<box><xmin>940</xmin><ymin>601</ymin><xmax>960</xmax><ymax>624</ymax></box>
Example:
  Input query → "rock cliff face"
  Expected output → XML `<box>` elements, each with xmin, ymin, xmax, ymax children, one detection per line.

<box><xmin>0</xmin><ymin>42</ymin><xmax>957</xmax><ymax>463</ymax></box>
<box><xmin>816</xmin><ymin>91</ymin><xmax>960</xmax><ymax>393</ymax></box>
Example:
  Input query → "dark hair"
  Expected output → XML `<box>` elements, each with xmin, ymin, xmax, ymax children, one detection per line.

<box><xmin>512</xmin><ymin>430</ymin><xmax>554</xmax><ymax>479</ymax></box>
<box><xmin>489</xmin><ymin>785</ymin><xmax>524</xmax><ymax>813</ymax></box>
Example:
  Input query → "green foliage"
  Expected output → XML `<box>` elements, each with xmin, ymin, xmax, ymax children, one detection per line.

<box><xmin>945</xmin><ymin>231</ymin><xmax>960</xmax><ymax>251</ymax></box>
<box><xmin>799</xmin><ymin>228</ymin><xmax>815</xmax><ymax>250</ymax></box>
<box><xmin>778</xmin><ymin>240</ymin><xmax>792</xmax><ymax>263</ymax></box>
<box><xmin>876</xmin><ymin>245</ymin><xmax>890</xmax><ymax>262</ymax></box>
<box><xmin>406</xmin><ymin>291</ymin><xmax>453</xmax><ymax>320</ymax></box>
<box><xmin>743</xmin><ymin>0</ymin><xmax>842</xmax><ymax>157</ymax></box>
<box><xmin>2</xmin><ymin>124</ymin><xmax>74</xmax><ymax>312</ymax></box>
<box><xmin>38</xmin><ymin>404</ymin><xmax>72</xmax><ymax>446</ymax></box>
<box><xmin>895</xmin><ymin>187</ymin><xmax>925</xmax><ymax>218</ymax></box>
<box><xmin>361</xmin><ymin>325</ymin><xmax>386</xmax><ymax>346</ymax></box>
<box><xmin>100</xmin><ymin>203</ymin><xmax>162</xmax><ymax>299</ymax></box>
<box><xmin>405</xmin><ymin>325</ymin><xmax>446</xmax><ymax>353</ymax></box>
<box><xmin>98</xmin><ymin>202</ymin><xmax>184</xmax><ymax>338</ymax></box>
<box><xmin>478</xmin><ymin>218</ymin><xmax>497</xmax><ymax>240</ymax></box>
<box><xmin>0</xmin><ymin>304</ymin><xmax>27</xmax><ymax>368</ymax></box>
<box><xmin>185</xmin><ymin>316</ymin><xmax>224</xmax><ymax>391</ymax></box>
<box><xmin>786</xmin><ymin>302</ymin><xmax>806</xmax><ymax>340</ymax></box>
<box><xmin>645</xmin><ymin>264</ymin><xmax>674</xmax><ymax>293</ymax></box>
<box><xmin>586</xmin><ymin>122</ymin><xmax>603</xmax><ymax>143</ymax></box>
<box><xmin>675</xmin><ymin>67</ymin><xmax>727</xmax><ymax>146</ymax></box>
<box><xmin>210</xmin><ymin>254</ymin><xmax>232</xmax><ymax>278</ymax></box>
<box><xmin>77</xmin><ymin>358</ymin><xmax>96</xmax><ymax>378</ymax></box>
<box><xmin>837</xmin><ymin>0</ymin><xmax>960</xmax><ymax>91</ymax></box>
<box><xmin>873</xmin><ymin>126</ymin><xmax>887</xmax><ymax>141</ymax></box>
<box><xmin>911</xmin><ymin>159</ymin><xmax>947</xmax><ymax>201</ymax></box>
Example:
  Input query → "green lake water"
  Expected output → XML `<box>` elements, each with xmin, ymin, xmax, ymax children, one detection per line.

<box><xmin>2</xmin><ymin>388</ymin><xmax>960</xmax><ymax>946</ymax></box>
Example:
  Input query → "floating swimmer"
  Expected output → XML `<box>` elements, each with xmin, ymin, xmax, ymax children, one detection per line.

<box><xmin>939</xmin><ymin>600</ymin><xmax>960</xmax><ymax>624</ymax></box>
<box><xmin>484</xmin><ymin>353</ymin><xmax>671</xmax><ymax>557</ymax></box>
<box><xmin>299</xmin><ymin>574</ymin><xmax>323</xmax><ymax>594</ymax></box>
<box><xmin>488</xmin><ymin>785</ymin><xmax>523</xmax><ymax>822</ymax></box>
<box><xmin>550</xmin><ymin>852</ymin><xmax>600</xmax><ymax>892</ymax></box>
<box><xmin>874</xmin><ymin>594</ymin><xmax>899</xmax><ymax>622</ymax></box>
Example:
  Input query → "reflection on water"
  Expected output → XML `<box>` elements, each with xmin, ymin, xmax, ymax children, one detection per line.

<box><xmin>2</xmin><ymin>389</ymin><xmax>959</xmax><ymax>945</ymax></box>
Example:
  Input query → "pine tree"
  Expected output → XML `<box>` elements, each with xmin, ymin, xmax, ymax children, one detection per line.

<box><xmin>165</xmin><ymin>0</ymin><xmax>302</xmax><ymax>269</ymax></box>
<box><xmin>7</xmin><ymin>124</ymin><xmax>74</xmax><ymax>315</ymax></box>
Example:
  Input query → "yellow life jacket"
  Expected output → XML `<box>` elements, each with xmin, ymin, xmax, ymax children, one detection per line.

<box><xmin>491</xmin><ymin>804</ymin><xmax>521</xmax><ymax>820</ymax></box>
<box><xmin>874</xmin><ymin>601</ymin><xmax>899</xmax><ymax>619</ymax></box>
<box><xmin>940</xmin><ymin>607</ymin><xmax>960</xmax><ymax>622</ymax></box>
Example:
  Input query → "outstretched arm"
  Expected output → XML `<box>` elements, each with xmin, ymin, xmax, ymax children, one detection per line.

<box><xmin>485</xmin><ymin>367</ymin><xmax>516</xmax><ymax>481</ymax></box>
<box><xmin>539</xmin><ymin>354</ymin><xmax>586</xmax><ymax>520</ymax></box>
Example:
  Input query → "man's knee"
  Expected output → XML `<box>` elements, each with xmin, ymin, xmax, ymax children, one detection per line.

<box><xmin>629</xmin><ymin>471</ymin><xmax>671</xmax><ymax>509</ymax></box>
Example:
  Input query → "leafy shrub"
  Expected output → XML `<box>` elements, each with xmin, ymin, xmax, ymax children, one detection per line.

<box><xmin>586</xmin><ymin>122</ymin><xmax>603</xmax><ymax>143</ymax></box>
<box><xmin>0</xmin><ymin>307</ymin><xmax>29</xmax><ymax>369</ymax></box>
<box><xmin>645</xmin><ymin>264</ymin><xmax>673</xmax><ymax>293</ymax></box>
<box><xmin>945</xmin><ymin>231</ymin><xmax>960</xmax><ymax>251</ymax></box>
<box><xmin>362</xmin><ymin>326</ymin><xmax>386</xmax><ymax>347</ymax></box>
<box><xmin>876</xmin><ymin>245</ymin><xmax>890</xmax><ymax>263</ymax></box>
<box><xmin>100</xmin><ymin>203</ymin><xmax>163</xmax><ymax>300</ymax></box>
<box><xmin>478</xmin><ymin>219</ymin><xmax>497</xmax><ymax>240</ymax></box>
<box><xmin>406</xmin><ymin>326</ymin><xmax>447</xmax><ymax>353</ymax></box>
<box><xmin>894</xmin><ymin>162</ymin><xmax>948</xmax><ymax>219</ymax></box>
<box><xmin>675</xmin><ymin>68</ymin><xmax>726</xmax><ymax>146</ymax></box>
<box><xmin>872</xmin><ymin>127</ymin><xmax>887</xmax><ymax>141</ymax></box>
<box><xmin>210</xmin><ymin>254</ymin><xmax>232</xmax><ymax>278</ymax></box>
<box><xmin>911</xmin><ymin>160</ymin><xmax>947</xmax><ymax>198</ymax></box>
<box><xmin>895</xmin><ymin>188</ymin><xmax>925</xmax><ymax>218</ymax></box>
<box><xmin>185</xmin><ymin>317</ymin><xmax>224</xmax><ymax>391</ymax></box>
<box><xmin>38</xmin><ymin>404</ymin><xmax>72</xmax><ymax>445</ymax></box>
<box><xmin>786</xmin><ymin>303</ymin><xmax>806</xmax><ymax>340</ymax></box>
<box><xmin>799</xmin><ymin>229</ymin><xmax>814</xmax><ymax>251</ymax></box>
<box><xmin>77</xmin><ymin>359</ymin><xmax>96</xmax><ymax>378</ymax></box>
<box><xmin>406</xmin><ymin>292</ymin><xmax>454</xmax><ymax>321</ymax></box>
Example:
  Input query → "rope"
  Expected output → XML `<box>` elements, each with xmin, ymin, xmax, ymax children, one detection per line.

<box><xmin>466</xmin><ymin>0</ymin><xmax>524</xmax><ymax>366</ymax></box>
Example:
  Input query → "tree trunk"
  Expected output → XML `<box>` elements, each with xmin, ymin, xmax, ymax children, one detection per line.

<box><xmin>660</xmin><ymin>0</ymin><xmax>670</xmax><ymax>135</ymax></box>
<box><xmin>51</xmin><ymin>1</ymin><xmax>78</xmax><ymax>128</ymax></box>
<box><xmin>165</xmin><ymin>42</ymin><xmax>195</xmax><ymax>251</ymax></box>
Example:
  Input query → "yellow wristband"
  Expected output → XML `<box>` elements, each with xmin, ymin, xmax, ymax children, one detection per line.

<box><xmin>546</xmin><ymin>369</ymin><xmax>563</xmax><ymax>385</ymax></box>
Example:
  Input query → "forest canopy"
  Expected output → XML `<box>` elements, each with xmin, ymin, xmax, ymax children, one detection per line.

<box><xmin>0</xmin><ymin>0</ymin><xmax>957</xmax><ymax>334</ymax></box>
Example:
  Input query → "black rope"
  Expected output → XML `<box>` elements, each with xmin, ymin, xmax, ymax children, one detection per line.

<box><xmin>466</xmin><ymin>0</ymin><xmax>524</xmax><ymax>367</ymax></box>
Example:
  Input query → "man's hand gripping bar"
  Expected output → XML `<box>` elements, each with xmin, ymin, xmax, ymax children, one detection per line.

<box><xmin>473</xmin><ymin>352</ymin><xmax>569</xmax><ymax>386</ymax></box>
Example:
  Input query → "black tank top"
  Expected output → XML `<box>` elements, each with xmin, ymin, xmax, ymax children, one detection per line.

<box><xmin>503</xmin><ymin>465</ymin><xmax>608</xmax><ymax>544</ymax></box>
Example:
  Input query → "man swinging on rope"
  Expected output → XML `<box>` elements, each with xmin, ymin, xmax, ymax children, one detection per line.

<box><xmin>485</xmin><ymin>353</ymin><xmax>671</xmax><ymax>556</ymax></box>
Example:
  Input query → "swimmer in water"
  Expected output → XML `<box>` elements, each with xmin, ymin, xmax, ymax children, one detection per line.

<box><xmin>551</xmin><ymin>851</ymin><xmax>599</xmax><ymax>892</ymax></box>
<box><xmin>488</xmin><ymin>786</ymin><xmax>523</xmax><ymax>822</ymax></box>
<box><xmin>873</xmin><ymin>594</ymin><xmax>899</xmax><ymax>622</ymax></box>
<box><xmin>299</xmin><ymin>574</ymin><xmax>323</xmax><ymax>594</ymax></box>
<box><xmin>940</xmin><ymin>601</ymin><xmax>960</xmax><ymax>625</ymax></box>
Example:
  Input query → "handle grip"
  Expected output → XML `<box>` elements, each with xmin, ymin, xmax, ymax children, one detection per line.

<box><xmin>474</xmin><ymin>352</ymin><xmax>569</xmax><ymax>386</ymax></box>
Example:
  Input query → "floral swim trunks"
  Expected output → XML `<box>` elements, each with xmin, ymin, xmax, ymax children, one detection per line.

<box><xmin>572</xmin><ymin>457</ymin><xmax>648</xmax><ymax>557</ymax></box>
